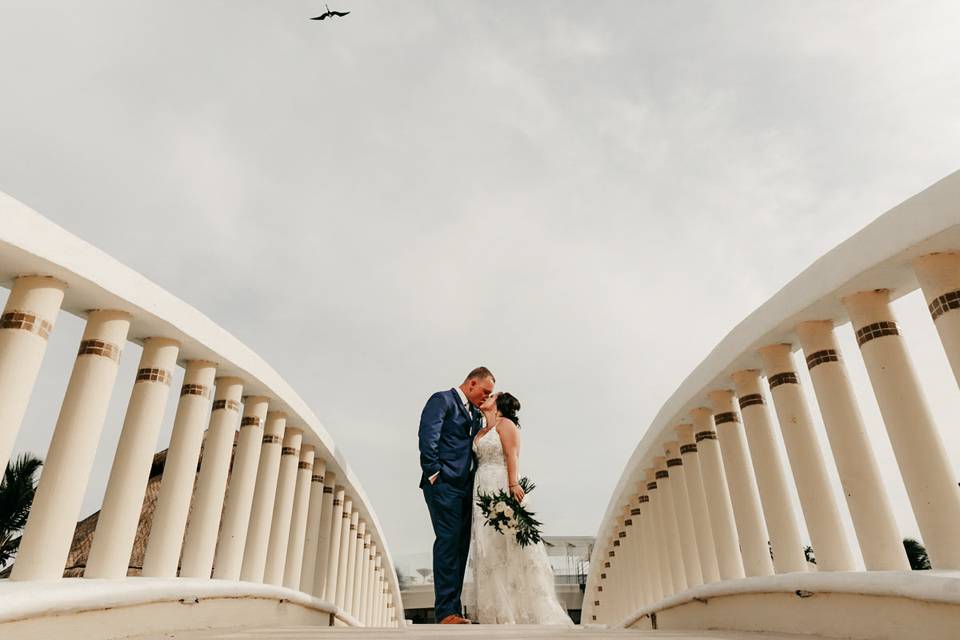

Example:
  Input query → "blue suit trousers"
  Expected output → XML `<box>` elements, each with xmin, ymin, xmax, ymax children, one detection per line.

<box><xmin>422</xmin><ymin>477</ymin><xmax>473</xmax><ymax>621</ymax></box>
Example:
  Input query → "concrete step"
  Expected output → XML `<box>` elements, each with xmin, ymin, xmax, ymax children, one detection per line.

<box><xmin>146</xmin><ymin>625</ymin><xmax>816</xmax><ymax>639</ymax></box>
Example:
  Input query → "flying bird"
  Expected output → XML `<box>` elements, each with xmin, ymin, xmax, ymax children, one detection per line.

<box><xmin>311</xmin><ymin>4</ymin><xmax>350</xmax><ymax>20</ymax></box>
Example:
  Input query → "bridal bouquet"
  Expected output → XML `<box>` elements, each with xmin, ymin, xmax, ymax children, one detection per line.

<box><xmin>476</xmin><ymin>477</ymin><xmax>543</xmax><ymax>548</ymax></box>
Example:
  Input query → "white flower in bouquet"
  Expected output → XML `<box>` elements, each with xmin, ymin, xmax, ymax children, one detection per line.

<box><xmin>503</xmin><ymin>506</ymin><xmax>514</xmax><ymax>519</ymax></box>
<box><xmin>495</xmin><ymin>501</ymin><xmax>507</xmax><ymax>513</ymax></box>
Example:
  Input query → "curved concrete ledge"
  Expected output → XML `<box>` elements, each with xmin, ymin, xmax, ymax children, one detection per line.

<box><xmin>0</xmin><ymin>191</ymin><xmax>401</xmax><ymax>611</ymax></box>
<box><xmin>624</xmin><ymin>571</ymin><xmax>960</xmax><ymax>639</ymax></box>
<box><xmin>0</xmin><ymin>577</ymin><xmax>357</xmax><ymax>639</ymax></box>
<box><xmin>592</xmin><ymin>170</ymin><xmax>960</xmax><ymax>569</ymax></box>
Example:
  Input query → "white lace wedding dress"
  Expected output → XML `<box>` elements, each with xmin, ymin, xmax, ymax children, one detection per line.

<box><xmin>467</xmin><ymin>428</ymin><xmax>573</xmax><ymax>625</ymax></box>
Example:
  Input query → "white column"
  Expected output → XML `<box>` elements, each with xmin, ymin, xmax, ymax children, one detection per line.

<box><xmin>373</xmin><ymin>558</ymin><xmax>385</xmax><ymax>626</ymax></box>
<box><xmin>663</xmin><ymin>440</ymin><xmax>702</xmax><ymax>588</ymax></box>
<box><xmin>264</xmin><ymin>428</ymin><xmax>303</xmax><ymax>585</ymax></box>
<box><xmin>708</xmin><ymin>389</ymin><xmax>773</xmax><ymax>577</ymax></box>
<box><xmin>623</xmin><ymin>506</ymin><xmax>644</xmax><ymax>610</ymax></box>
<box><xmin>635</xmin><ymin>488</ymin><xmax>661</xmax><ymax>604</ymax></box>
<box><xmin>240</xmin><ymin>411</ymin><xmax>287</xmax><ymax>582</ymax></box>
<box><xmin>142</xmin><ymin>360</ymin><xmax>217</xmax><ymax>577</ymax></box>
<box><xmin>915</xmin><ymin>252</ymin><xmax>960</xmax><ymax>385</ymax></box>
<box><xmin>654</xmin><ymin>456</ymin><xmax>687</xmax><ymax>593</ymax></box>
<box><xmin>179</xmin><ymin>377</ymin><xmax>244</xmax><ymax>578</ymax></box>
<box><xmin>86</xmin><ymin>338</ymin><xmax>180</xmax><ymax>578</ymax></box>
<box><xmin>796</xmin><ymin>322</ymin><xmax>908</xmax><ymax>571</ymax></box>
<box><xmin>730</xmin><ymin>370</ymin><xmax>807</xmax><ymax>574</ymax></box>
<box><xmin>675</xmin><ymin>424</ymin><xmax>720</xmax><ymax>583</ymax></box>
<box><xmin>759</xmin><ymin>344</ymin><xmax>856</xmax><ymax>572</ymax></box>
<box><xmin>623</xmin><ymin>507</ymin><xmax>641</xmax><ymax>613</ymax></box>
<box><xmin>645</xmin><ymin>467</ymin><xmax>674</xmax><ymax>596</ymax></box>
<box><xmin>13</xmin><ymin>310</ymin><xmax>131</xmax><ymax>581</ymax></box>
<box><xmin>355</xmin><ymin>532</ymin><xmax>372</xmax><ymax>618</ymax></box>
<box><xmin>611</xmin><ymin>529</ymin><xmax>625</xmax><ymax>619</ymax></box>
<box><xmin>322</xmin><ymin>486</ymin><xmax>346</xmax><ymax>601</ymax></box>
<box><xmin>312</xmin><ymin>471</ymin><xmax>337</xmax><ymax>596</ymax></box>
<box><xmin>336</xmin><ymin>505</ymin><xmax>358</xmax><ymax>609</ymax></box>
<box><xmin>300</xmin><ymin>457</ymin><xmax>327</xmax><ymax>591</ymax></box>
<box><xmin>213</xmin><ymin>396</ymin><xmax>269</xmax><ymax>580</ymax></box>
<box><xmin>367</xmin><ymin>553</ymin><xmax>382</xmax><ymax>625</ymax></box>
<box><xmin>0</xmin><ymin>275</ymin><xmax>65</xmax><ymax>476</ymax></box>
<box><xmin>361</xmin><ymin>541</ymin><xmax>376</xmax><ymax>623</ymax></box>
<box><xmin>283</xmin><ymin>444</ymin><xmax>315</xmax><ymax>589</ymax></box>
<box><xmin>628</xmin><ymin>493</ymin><xmax>653</xmax><ymax>607</ymax></box>
<box><xmin>345</xmin><ymin>518</ymin><xmax>365</xmax><ymax>613</ymax></box>
<box><xmin>689</xmin><ymin>407</ymin><xmax>744</xmax><ymax>581</ymax></box>
<box><xmin>844</xmin><ymin>290</ymin><xmax>960</xmax><ymax>569</ymax></box>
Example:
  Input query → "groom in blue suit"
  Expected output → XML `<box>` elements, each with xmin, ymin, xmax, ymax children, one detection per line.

<box><xmin>418</xmin><ymin>367</ymin><xmax>496</xmax><ymax>624</ymax></box>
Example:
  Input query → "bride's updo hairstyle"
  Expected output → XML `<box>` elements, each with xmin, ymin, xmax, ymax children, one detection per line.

<box><xmin>496</xmin><ymin>392</ymin><xmax>521</xmax><ymax>428</ymax></box>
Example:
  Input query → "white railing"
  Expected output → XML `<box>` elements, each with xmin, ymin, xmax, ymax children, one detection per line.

<box><xmin>0</xmin><ymin>192</ymin><xmax>401</xmax><ymax>635</ymax></box>
<box><xmin>583</xmin><ymin>171</ymin><xmax>960</xmax><ymax>639</ymax></box>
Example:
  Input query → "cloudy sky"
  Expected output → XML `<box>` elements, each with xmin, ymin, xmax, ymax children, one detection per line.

<box><xmin>2</xmin><ymin>1</ymin><xmax>960</xmax><ymax>571</ymax></box>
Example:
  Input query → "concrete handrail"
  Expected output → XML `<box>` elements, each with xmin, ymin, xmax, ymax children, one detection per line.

<box><xmin>0</xmin><ymin>191</ymin><xmax>400</xmax><ymax>632</ymax></box>
<box><xmin>584</xmin><ymin>171</ymin><xmax>960</xmax><ymax>638</ymax></box>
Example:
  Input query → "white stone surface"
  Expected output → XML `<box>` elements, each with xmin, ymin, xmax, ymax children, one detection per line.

<box><xmin>0</xmin><ymin>190</ymin><xmax>402</xmax><ymax>608</ymax></box>
<box><xmin>590</xmin><ymin>170</ymin><xmax>960</xmax><ymax>596</ymax></box>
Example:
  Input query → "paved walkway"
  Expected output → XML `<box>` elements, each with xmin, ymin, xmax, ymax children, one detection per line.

<box><xmin>148</xmin><ymin>625</ymin><xmax>814</xmax><ymax>639</ymax></box>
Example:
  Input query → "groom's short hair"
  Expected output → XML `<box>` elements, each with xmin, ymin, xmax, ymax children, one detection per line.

<box><xmin>464</xmin><ymin>366</ymin><xmax>495</xmax><ymax>383</ymax></box>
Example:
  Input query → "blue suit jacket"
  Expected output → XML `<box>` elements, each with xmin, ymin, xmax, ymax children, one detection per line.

<box><xmin>418</xmin><ymin>389</ymin><xmax>479</xmax><ymax>489</ymax></box>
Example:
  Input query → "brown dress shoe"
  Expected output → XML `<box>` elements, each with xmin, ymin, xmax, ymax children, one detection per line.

<box><xmin>439</xmin><ymin>614</ymin><xmax>472</xmax><ymax>624</ymax></box>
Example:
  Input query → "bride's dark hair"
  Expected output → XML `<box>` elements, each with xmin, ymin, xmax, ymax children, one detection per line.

<box><xmin>496</xmin><ymin>392</ymin><xmax>521</xmax><ymax>428</ymax></box>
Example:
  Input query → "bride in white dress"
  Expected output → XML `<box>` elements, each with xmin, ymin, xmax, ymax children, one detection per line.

<box><xmin>468</xmin><ymin>392</ymin><xmax>573</xmax><ymax>625</ymax></box>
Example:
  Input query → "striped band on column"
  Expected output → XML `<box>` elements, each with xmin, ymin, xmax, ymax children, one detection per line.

<box><xmin>638</xmin><ymin>495</ymin><xmax>649</xmax><ymax>503</ymax></box>
<box><xmin>929</xmin><ymin>290</ymin><xmax>960</xmax><ymax>321</ymax></box>
<box><xmin>136</xmin><ymin>368</ymin><xmax>172</xmax><ymax>385</ymax></box>
<box><xmin>738</xmin><ymin>393</ymin><xmax>764</xmax><ymax>409</ymax></box>
<box><xmin>630</xmin><ymin>508</ymin><xmax>642</xmax><ymax>515</ymax></box>
<box><xmin>695</xmin><ymin>430</ymin><xmax>717</xmax><ymax>442</ymax></box>
<box><xmin>768</xmin><ymin>372</ymin><xmax>798</xmax><ymax>388</ymax></box>
<box><xmin>333</xmin><ymin>498</ymin><xmax>342</xmax><ymax>506</ymax></box>
<box><xmin>618</xmin><ymin>531</ymin><xmax>626</xmax><ymax>538</ymax></box>
<box><xmin>625</xmin><ymin>518</ymin><xmax>633</xmax><ymax>526</ymax></box>
<box><xmin>262</xmin><ymin>434</ymin><xmax>281</xmax><ymax>444</ymax></box>
<box><xmin>714</xmin><ymin>411</ymin><xmax>739</xmax><ymax>424</ymax></box>
<box><xmin>856</xmin><ymin>321</ymin><xmax>900</xmax><ymax>347</ymax></box>
<box><xmin>298</xmin><ymin>461</ymin><xmax>313</xmax><ymax>470</ymax></box>
<box><xmin>806</xmin><ymin>349</ymin><xmax>839</xmax><ymax>370</ymax></box>
<box><xmin>667</xmin><ymin>457</ymin><xmax>682</xmax><ymax>467</ymax></box>
<box><xmin>680</xmin><ymin>443</ymin><xmax>697</xmax><ymax>454</ymax></box>
<box><xmin>240</xmin><ymin>416</ymin><xmax>262</xmax><ymax>428</ymax></box>
<box><xmin>0</xmin><ymin>311</ymin><xmax>53</xmax><ymax>339</ymax></box>
<box><xmin>646</xmin><ymin>481</ymin><xmax>657</xmax><ymax>491</ymax></box>
<box><xmin>212</xmin><ymin>398</ymin><xmax>241</xmax><ymax>412</ymax></box>
<box><xmin>181</xmin><ymin>383</ymin><xmax>211</xmax><ymax>398</ymax></box>
<box><xmin>312</xmin><ymin>473</ymin><xmax>325</xmax><ymax>483</ymax></box>
<box><xmin>324</xmin><ymin>486</ymin><xmax>334</xmax><ymax>494</ymax></box>
<box><xmin>281</xmin><ymin>446</ymin><xmax>299</xmax><ymax>456</ymax></box>
<box><xmin>78</xmin><ymin>339</ymin><xmax>121</xmax><ymax>362</ymax></box>
<box><xmin>655</xmin><ymin>470</ymin><xmax>668</xmax><ymax>479</ymax></box>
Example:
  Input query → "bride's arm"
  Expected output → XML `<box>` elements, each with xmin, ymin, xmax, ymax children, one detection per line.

<box><xmin>497</xmin><ymin>420</ymin><xmax>525</xmax><ymax>502</ymax></box>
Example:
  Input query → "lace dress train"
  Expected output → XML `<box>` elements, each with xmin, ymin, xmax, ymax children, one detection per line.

<box><xmin>467</xmin><ymin>429</ymin><xmax>573</xmax><ymax>625</ymax></box>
